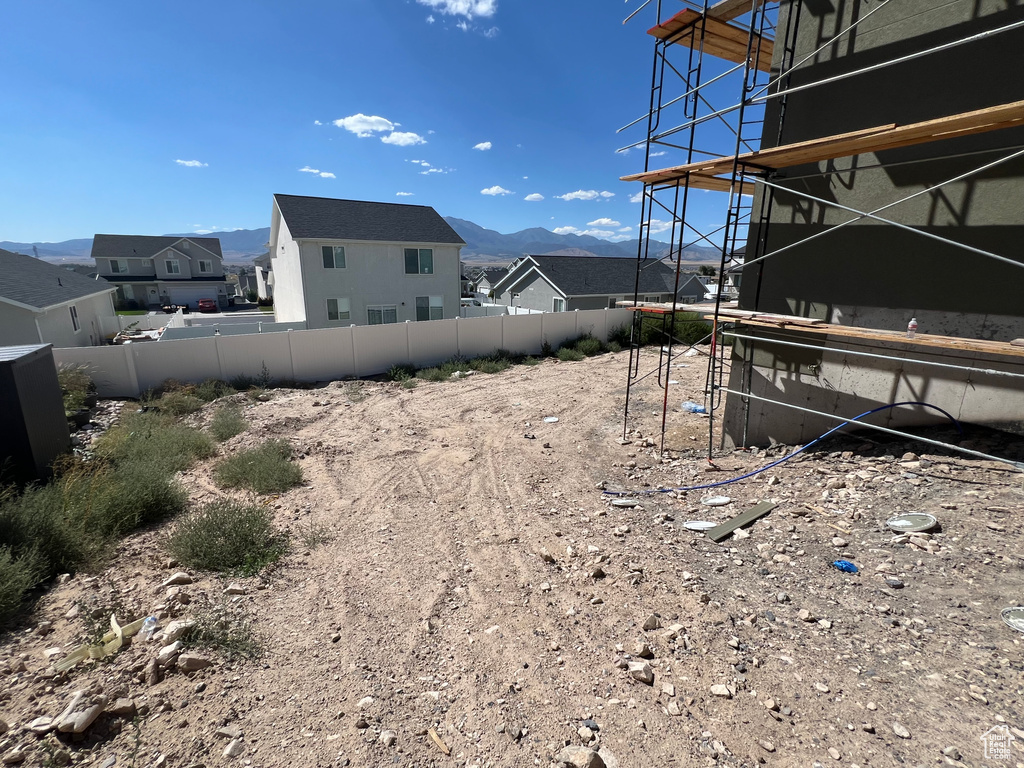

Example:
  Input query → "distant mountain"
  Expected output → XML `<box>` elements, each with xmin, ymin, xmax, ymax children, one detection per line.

<box><xmin>3</xmin><ymin>219</ymin><xmax>720</xmax><ymax>265</ymax></box>
<box><xmin>443</xmin><ymin>217</ymin><xmax>719</xmax><ymax>264</ymax></box>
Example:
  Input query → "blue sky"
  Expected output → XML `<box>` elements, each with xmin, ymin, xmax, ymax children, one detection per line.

<box><xmin>0</xmin><ymin>0</ymin><xmax>736</xmax><ymax>243</ymax></box>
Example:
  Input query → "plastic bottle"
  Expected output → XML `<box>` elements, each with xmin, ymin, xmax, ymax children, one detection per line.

<box><xmin>906</xmin><ymin>318</ymin><xmax>918</xmax><ymax>339</ymax></box>
<box><xmin>140</xmin><ymin>616</ymin><xmax>158</xmax><ymax>641</ymax></box>
<box><xmin>681</xmin><ymin>401</ymin><xmax>707</xmax><ymax>414</ymax></box>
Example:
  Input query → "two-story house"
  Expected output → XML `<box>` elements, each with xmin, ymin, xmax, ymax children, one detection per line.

<box><xmin>268</xmin><ymin>194</ymin><xmax>465</xmax><ymax>328</ymax></box>
<box><xmin>91</xmin><ymin>235</ymin><xmax>228</xmax><ymax>310</ymax></box>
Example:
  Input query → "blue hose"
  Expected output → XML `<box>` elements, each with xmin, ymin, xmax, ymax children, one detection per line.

<box><xmin>603</xmin><ymin>400</ymin><xmax>963</xmax><ymax>497</ymax></box>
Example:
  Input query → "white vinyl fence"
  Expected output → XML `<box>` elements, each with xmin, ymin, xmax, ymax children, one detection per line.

<box><xmin>54</xmin><ymin>308</ymin><xmax>633</xmax><ymax>398</ymax></box>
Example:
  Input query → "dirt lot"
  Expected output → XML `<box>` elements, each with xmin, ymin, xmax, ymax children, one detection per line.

<box><xmin>2</xmin><ymin>350</ymin><xmax>1024</xmax><ymax>768</ymax></box>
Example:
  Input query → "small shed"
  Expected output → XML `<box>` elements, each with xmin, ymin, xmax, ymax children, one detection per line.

<box><xmin>0</xmin><ymin>345</ymin><xmax>71</xmax><ymax>482</ymax></box>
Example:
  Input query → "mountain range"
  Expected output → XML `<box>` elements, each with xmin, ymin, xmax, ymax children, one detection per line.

<box><xmin>1</xmin><ymin>218</ymin><xmax>719</xmax><ymax>265</ymax></box>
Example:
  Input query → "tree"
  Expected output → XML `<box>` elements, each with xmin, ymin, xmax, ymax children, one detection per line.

<box><xmin>698</xmin><ymin>264</ymin><xmax>717</xmax><ymax>276</ymax></box>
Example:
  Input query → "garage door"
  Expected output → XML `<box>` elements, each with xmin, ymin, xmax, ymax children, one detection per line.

<box><xmin>166</xmin><ymin>285</ymin><xmax>219</xmax><ymax>308</ymax></box>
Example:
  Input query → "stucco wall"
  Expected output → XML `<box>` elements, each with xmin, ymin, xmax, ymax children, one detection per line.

<box><xmin>0</xmin><ymin>302</ymin><xmax>42</xmax><ymax>346</ymax></box>
<box><xmin>723</xmin><ymin>0</ymin><xmax>1024</xmax><ymax>445</ymax></box>
<box><xmin>504</xmin><ymin>271</ymin><xmax>564</xmax><ymax>313</ymax></box>
<box><xmin>269</xmin><ymin>214</ymin><xmax>307</xmax><ymax>323</ymax></box>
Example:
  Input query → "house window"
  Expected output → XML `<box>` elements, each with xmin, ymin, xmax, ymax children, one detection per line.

<box><xmin>322</xmin><ymin>246</ymin><xmax>346</xmax><ymax>269</ymax></box>
<box><xmin>552</xmin><ymin>297</ymin><xmax>566</xmax><ymax>312</ymax></box>
<box><xmin>165</xmin><ymin>259</ymin><xmax>181</xmax><ymax>275</ymax></box>
<box><xmin>109</xmin><ymin>259</ymin><xmax>128</xmax><ymax>274</ymax></box>
<box><xmin>198</xmin><ymin>259</ymin><xmax>213</xmax><ymax>274</ymax></box>
<box><xmin>326</xmin><ymin>298</ymin><xmax>351</xmax><ymax>322</ymax></box>
<box><xmin>415</xmin><ymin>296</ymin><xmax>443</xmax><ymax>321</ymax></box>
<box><xmin>404</xmin><ymin>248</ymin><xmax>433</xmax><ymax>275</ymax></box>
<box><xmin>367</xmin><ymin>305</ymin><xmax>398</xmax><ymax>325</ymax></box>
<box><xmin>644</xmin><ymin>295</ymin><xmax>660</xmax><ymax>303</ymax></box>
<box><xmin>69</xmin><ymin>305</ymin><xmax>80</xmax><ymax>332</ymax></box>
<box><xmin>607</xmin><ymin>297</ymin><xmax>618</xmax><ymax>309</ymax></box>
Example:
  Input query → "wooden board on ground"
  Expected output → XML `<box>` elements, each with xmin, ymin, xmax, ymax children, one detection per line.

<box><xmin>707</xmin><ymin>501</ymin><xmax>777</xmax><ymax>543</ymax></box>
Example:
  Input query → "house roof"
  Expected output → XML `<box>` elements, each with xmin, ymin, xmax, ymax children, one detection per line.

<box><xmin>92</xmin><ymin>235</ymin><xmax>224</xmax><ymax>261</ymax></box>
<box><xmin>476</xmin><ymin>267</ymin><xmax>509</xmax><ymax>284</ymax></box>
<box><xmin>498</xmin><ymin>255</ymin><xmax>678</xmax><ymax>297</ymax></box>
<box><xmin>273</xmin><ymin>194</ymin><xmax>465</xmax><ymax>245</ymax></box>
<box><xmin>0</xmin><ymin>248</ymin><xmax>114</xmax><ymax>311</ymax></box>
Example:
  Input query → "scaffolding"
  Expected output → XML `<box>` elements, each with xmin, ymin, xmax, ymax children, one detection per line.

<box><xmin>620</xmin><ymin>0</ymin><xmax>1024</xmax><ymax>469</ymax></box>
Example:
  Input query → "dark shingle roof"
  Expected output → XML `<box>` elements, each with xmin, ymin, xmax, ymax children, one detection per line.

<box><xmin>274</xmin><ymin>194</ymin><xmax>465</xmax><ymax>245</ymax></box>
<box><xmin>0</xmin><ymin>249</ymin><xmax>113</xmax><ymax>310</ymax></box>
<box><xmin>91</xmin><ymin>234</ymin><xmax>224</xmax><ymax>260</ymax></box>
<box><xmin>478</xmin><ymin>267</ymin><xmax>508</xmax><ymax>283</ymax></box>
<box><xmin>517</xmin><ymin>255</ymin><xmax>678</xmax><ymax>296</ymax></box>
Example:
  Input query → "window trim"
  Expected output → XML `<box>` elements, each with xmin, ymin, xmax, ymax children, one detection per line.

<box><xmin>607</xmin><ymin>297</ymin><xmax>618</xmax><ymax>309</ymax></box>
<box><xmin>326</xmin><ymin>297</ymin><xmax>351</xmax><ymax>323</ymax></box>
<box><xmin>69</xmin><ymin>305</ymin><xmax>80</xmax><ymax>332</ymax></box>
<box><xmin>198</xmin><ymin>259</ymin><xmax>214</xmax><ymax>274</ymax></box>
<box><xmin>415</xmin><ymin>295</ymin><xmax>444</xmax><ymax>322</ymax></box>
<box><xmin>367</xmin><ymin>304</ymin><xmax>398</xmax><ymax>325</ymax></box>
<box><xmin>643</xmin><ymin>295</ymin><xmax>660</xmax><ymax>303</ymax></box>
<box><xmin>321</xmin><ymin>245</ymin><xmax>346</xmax><ymax>269</ymax></box>
<box><xmin>552</xmin><ymin>297</ymin><xmax>566</xmax><ymax>312</ymax></box>
<box><xmin>165</xmin><ymin>259</ymin><xmax>181</xmax><ymax>275</ymax></box>
<box><xmin>404</xmin><ymin>248</ymin><xmax>434</xmax><ymax>275</ymax></box>
<box><xmin>109</xmin><ymin>258</ymin><xmax>128</xmax><ymax>274</ymax></box>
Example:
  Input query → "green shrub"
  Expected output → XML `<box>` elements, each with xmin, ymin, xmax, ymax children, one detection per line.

<box><xmin>214</xmin><ymin>440</ymin><xmax>303</xmax><ymax>494</ymax></box>
<box><xmin>155</xmin><ymin>391</ymin><xmax>204</xmax><ymax>417</ymax></box>
<box><xmin>471</xmin><ymin>359</ymin><xmax>511</xmax><ymax>374</ymax></box>
<box><xmin>541</xmin><ymin>340</ymin><xmax>553</xmax><ymax>357</ymax></box>
<box><xmin>229</xmin><ymin>363</ymin><xmax>272</xmax><ymax>391</ymax></box>
<box><xmin>167</xmin><ymin>499</ymin><xmax>285</xmax><ymax>574</ymax></box>
<box><xmin>638</xmin><ymin>312</ymin><xmax>711</xmax><ymax>347</ymax></box>
<box><xmin>209</xmin><ymin>405</ymin><xmax>247</xmax><ymax>442</ymax></box>
<box><xmin>438</xmin><ymin>356</ymin><xmax>472</xmax><ymax>376</ymax></box>
<box><xmin>185</xmin><ymin>601</ymin><xmax>263</xmax><ymax>660</ymax></box>
<box><xmin>608</xmin><ymin>323</ymin><xmax>632</xmax><ymax>347</ymax></box>
<box><xmin>557</xmin><ymin>347</ymin><xmax>585</xmax><ymax>362</ymax></box>
<box><xmin>573</xmin><ymin>336</ymin><xmax>604</xmax><ymax>356</ymax></box>
<box><xmin>96</xmin><ymin>411</ymin><xmax>216</xmax><ymax>473</ymax></box>
<box><xmin>416</xmin><ymin>367</ymin><xmax>447</xmax><ymax>382</ymax></box>
<box><xmin>0</xmin><ymin>483</ymin><xmax>85</xmax><ymax>578</ymax></box>
<box><xmin>521</xmin><ymin>356</ymin><xmax>541</xmax><ymax>366</ymax></box>
<box><xmin>606</xmin><ymin>341</ymin><xmax>622</xmax><ymax>353</ymax></box>
<box><xmin>195</xmin><ymin>379</ymin><xmax>235</xmax><ymax>402</ymax></box>
<box><xmin>58</xmin><ymin>365</ymin><xmax>94</xmax><ymax>416</ymax></box>
<box><xmin>385</xmin><ymin>363</ymin><xmax>416</xmax><ymax>382</ymax></box>
<box><xmin>65</xmin><ymin>463</ymin><xmax>187</xmax><ymax>537</ymax></box>
<box><xmin>400</xmin><ymin>378</ymin><xmax>418</xmax><ymax>389</ymax></box>
<box><xmin>0</xmin><ymin>546</ymin><xmax>43</xmax><ymax>626</ymax></box>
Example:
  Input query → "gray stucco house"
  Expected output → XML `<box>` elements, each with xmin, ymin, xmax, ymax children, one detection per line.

<box><xmin>91</xmin><ymin>235</ymin><xmax>228</xmax><ymax>310</ymax></box>
<box><xmin>0</xmin><ymin>248</ymin><xmax>116</xmax><ymax>348</ymax></box>
<box><xmin>490</xmin><ymin>255</ymin><xmax>686</xmax><ymax>312</ymax></box>
<box><xmin>268</xmin><ymin>194</ymin><xmax>465</xmax><ymax>328</ymax></box>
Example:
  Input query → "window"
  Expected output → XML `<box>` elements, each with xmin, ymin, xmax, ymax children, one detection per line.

<box><xmin>322</xmin><ymin>245</ymin><xmax>346</xmax><ymax>269</ymax></box>
<box><xmin>644</xmin><ymin>295</ymin><xmax>660</xmax><ymax>303</ymax></box>
<box><xmin>109</xmin><ymin>259</ymin><xmax>128</xmax><ymax>274</ymax></box>
<box><xmin>165</xmin><ymin>259</ymin><xmax>180</xmax><ymax>275</ymax></box>
<box><xmin>367</xmin><ymin>305</ymin><xmax>398</xmax><ymax>325</ymax></box>
<box><xmin>69</xmin><ymin>305</ymin><xmax>80</xmax><ymax>332</ymax></box>
<box><xmin>552</xmin><ymin>297</ymin><xmax>566</xmax><ymax>312</ymax></box>
<box><xmin>607</xmin><ymin>297</ymin><xmax>618</xmax><ymax>309</ymax></box>
<box><xmin>416</xmin><ymin>296</ymin><xmax>443</xmax><ymax>321</ymax></box>
<box><xmin>404</xmin><ymin>248</ymin><xmax>433</xmax><ymax>274</ymax></box>
<box><xmin>198</xmin><ymin>259</ymin><xmax>213</xmax><ymax>274</ymax></box>
<box><xmin>326</xmin><ymin>298</ymin><xmax>351</xmax><ymax>322</ymax></box>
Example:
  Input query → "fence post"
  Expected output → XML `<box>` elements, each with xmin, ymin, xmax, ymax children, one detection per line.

<box><xmin>350</xmin><ymin>324</ymin><xmax>359</xmax><ymax>377</ymax></box>
<box><xmin>405</xmin><ymin>320</ymin><xmax>412</xmax><ymax>363</ymax></box>
<box><xmin>287</xmin><ymin>329</ymin><xmax>296</xmax><ymax>381</ymax></box>
<box><xmin>500</xmin><ymin>313</ymin><xmax>505</xmax><ymax>349</ymax></box>
<box><xmin>214</xmin><ymin>334</ymin><xmax>226</xmax><ymax>381</ymax></box>
<box><xmin>124</xmin><ymin>345</ymin><xmax>141</xmax><ymax>397</ymax></box>
<box><xmin>455</xmin><ymin>317</ymin><xmax>461</xmax><ymax>357</ymax></box>
<box><xmin>574</xmin><ymin>309</ymin><xmax>580</xmax><ymax>336</ymax></box>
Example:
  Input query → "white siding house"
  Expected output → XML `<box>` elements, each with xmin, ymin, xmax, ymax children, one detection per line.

<box><xmin>268</xmin><ymin>194</ymin><xmax>465</xmax><ymax>328</ymax></box>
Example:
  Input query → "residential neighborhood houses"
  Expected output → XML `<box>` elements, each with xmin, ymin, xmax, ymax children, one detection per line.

<box><xmin>267</xmin><ymin>194</ymin><xmax>466</xmax><ymax>328</ymax></box>
<box><xmin>0</xmin><ymin>248</ymin><xmax>116</xmax><ymax>348</ymax></box>
<box><xmin>91</xmin><ymin>234</ymin><xmax>229</xmax><ymax>310</ymax></box>
<box><xmin>489</xmin><ymin>254</ymin><xmax>689</xmax><ymax>312</ymax></box>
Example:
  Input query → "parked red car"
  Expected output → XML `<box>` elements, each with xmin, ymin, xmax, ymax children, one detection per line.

<box><xmin>197</xmin><ymin>298</ymin><xmax>218</xmax><ymax>313</ymax></box>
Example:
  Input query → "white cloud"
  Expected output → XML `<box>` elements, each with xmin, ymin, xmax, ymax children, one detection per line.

<box><xmin>484</xmin><ymin>26</ymin><xmax>499</xmax><ymax>38</ymax></box>
<box><xmin>524</xmin><ymin>193</ymin><xmax>544</xmax><ymax>202</ymax></box>
<box><xmin>426</xmin><ymin>14</ymin><xmax>435</xmax><ymax>23</ymax></box>
<box><xmin>175</xmin><ymin>159</ymin><xmax>207</xmax><ymax>167</ymax></box>
<box><xmin>650</xmin><ymin>150</ymin><xmax>666</xmax><ymax>157</ymax></box>
<box><xmin>314</xmin><ymin>120</ymin><xmax>322</xmax><ymax>126</ymax></box>
<box><xmin>333</xmin><ymin>113</ymin><xmax>395</xmax><ymax>137</ymax></box>
<box><xmin>473</xmin><ymin>141</ymin><xmax>492</xmax><ymax>151</ymax></box>
<box><xmin>299</xmin><ymin>166</ymin><xmax>335</xmax><ymax>178</ymax></box>
<box><xmin>587</xmin><ymin>218</ymin><xmax>620</xmax><ymax>227</ymax></box>
<box><xmin>407</xmin><ymin>159</ymin><xmax>431</xmax><ymax>167</ymax></box>
<box><xmin>618</xmin><ymin>226</ymin><xmax>633</xmax><ymax>232</ymax></box>
<box><xmin>456</xmin><ymin>20</ymin><xmax>468</xmax><ymax>31</ymax></box>
<box><xmin>556</xmin><ymin>189</ymin><xmax>615</xmax><ymax>201</ymax></box>
<box><xmin>416</xmin><ymin>0</ymin><xmax>496</xmax><ymax>19</ymax></box>
<box><xmin>194</xmin><ymin>229</ymin><xmax>212</xmax><ymax>235</ymax></box>
<box><xmin>396</xmin><ymin>191</ymin><xmax>414</xmax><ymax>196</ymax></box>
<box><xmin>420</xmin><ymin>167</ymin><xmax>452</xmax><ymax>175</ymax></box>
<box><xmin>553</xmin><ymin>226</ymin><xmax>616</xmax><ymax>238</ymax></box>
<box><xmin>629</xmin><ymin>191</ymin><xmax>643</xmax><ymax>203</ymax></box>
<box><xmin>382</xmin><ymin>131</ymin><xmax>426</xmax><ymax>147</ymax></box>
<box><xmin>648</xmin><ymin>219</ymin><xmax>673</xmax><ymax>234</ymax></box>
<box><xmin>481</xmin><ymin>185</ymin><xmax>512</xmax><ymax>196</ymax></box>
